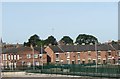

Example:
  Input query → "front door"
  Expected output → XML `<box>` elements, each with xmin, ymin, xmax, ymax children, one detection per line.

<box><xmin>113</xmin><ymin>59</ymin><xmax>115</xmax><ymax>64</ymax></box>
<box><xmin>103</xmin><ymin>60</ymin><xmax>106</xmax><ymax>64</ymax></box>
<box><xmin>72</xmin><ymin>61</ymin><xmax>75</xmax><ymax>64</ymax></box>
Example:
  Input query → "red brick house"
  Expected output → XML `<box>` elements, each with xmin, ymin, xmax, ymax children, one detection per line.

<box><xmin>45</xmin><ymin>43</ymin><xmax>120</xmax><ymax>65</ymax></box>
<box><xmin>2</xmin><ymin>46</ymin><xmax>47</xmax><ymax>70</ymax></box>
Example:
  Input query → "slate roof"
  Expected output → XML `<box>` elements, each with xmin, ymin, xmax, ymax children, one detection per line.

<box><xmin>2</xmin><ymin>46</ymin><xmax>46</xmax><ymax>54</ymax></box>
<box><xmin>49</xmin><ymin>43</ymin><xmax>120</xmax><ymax>52</ymax></box>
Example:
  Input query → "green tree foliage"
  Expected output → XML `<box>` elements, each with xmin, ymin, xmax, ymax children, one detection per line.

<box><xmin>75</xmin><ymin>34</ymin><xmax>98</xmax><ymax>45</ymax></box>
<box><xmin>60</xmin><ymin>36</ymin><xmax>73</xmax><ymax>45</ymax></box>
<box><xmin>24</xmin><ymin>34</ymin><xmax>41</xmax><ymax>47</ymax></box>
<box><xmin>28</xmin><ymin>34</ymin><xmax>40</xmax><ymax>46</ymax></box>
<box><xmin>44</xmin><ymin>36</ymin><xmax>58</xmax><ymax>45</ymax></box>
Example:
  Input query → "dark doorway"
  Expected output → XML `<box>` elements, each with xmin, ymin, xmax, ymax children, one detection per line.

<box><xmin>47</xmin><ymin>55</ymin><xmax>51</xmax><ymax>63</ymax></box>
<box><xmin>113</xmin><ymin>59</ymin><xmax>115</xmax><ymax>64</ymax></box>
<box><xmin>103</xmin><ymin>60</ymin><xmax>106</xmax><ymax>64</ymax></box>
<box><xmin>93</xmin><ymin>60</ymin><xmax>96</xmax><ymax>64</ymax></box>
<box><xmin>72</xmin><ymin>61</ymin><xmax>75</xmax><ymax>64</ymax></box>
<box><xmin>82</xmin><ymin>61</ymin><xmax>85</xmax><ymax>64</ymax></box>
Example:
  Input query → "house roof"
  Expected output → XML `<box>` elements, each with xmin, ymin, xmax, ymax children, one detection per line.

<box><xmin>49</xmin><ymin>43</ymin><xmax>120</xmax><ymax>52</ymax></box>
<box><xmin>2</xmin><ymin>46</ymin><xmax>46</xmax><ymax>54</ymax></box>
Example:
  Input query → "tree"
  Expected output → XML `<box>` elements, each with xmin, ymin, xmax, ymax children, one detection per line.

<box><xmin>24</xmin><ymin>34</ymin><xmax>41</xmax><ymax>47</ymax></box>
<box><xmin>45</xmin><ymin>36</ymin><xmax>58</xmax><ymax>45</ymax></box>
<box><xmin>60</xmin><ymin>36</ymin><xmax>73</xmax><ymax>45</ymax></box>
<box><xmin>75</xmin><ymin>34</ymin><xmax>98</xmax><ymax>45</ymax></box>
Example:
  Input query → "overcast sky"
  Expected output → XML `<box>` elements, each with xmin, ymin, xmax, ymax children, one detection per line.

<box><xmin>2</xmin><ymin>2</ymin><xmax>118</xmax><ymax>44</ymax></box>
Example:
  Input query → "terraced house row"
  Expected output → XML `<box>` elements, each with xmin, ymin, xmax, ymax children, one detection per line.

<box><xmin>1</xmin><ymin>42</ymin><xmax>120</xmax><ymax>69</ymax></box>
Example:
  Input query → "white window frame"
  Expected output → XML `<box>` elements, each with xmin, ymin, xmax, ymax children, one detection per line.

<box><xmin>67</xmin><ymin>52</ymin><xmax>70</xmax><ymax>58</ymax></box>
<box><xmin>34</xmin><ymin>54</ymin><xmax>38</xmax><ymax>58</ymax></box>
<box><xmin>27</xmin><ymin>54</ymin><xmax>31</xmax><ymax>59</ymax></box>
<box><xmin>67</xmin><ymin>59</ymin><xmax>70</xmax><ymax>64</ymax></box>
<box><xmin>78</xmin><ymin>60</ymin><xmax>81</xmax><ymax>64</ymax></box>
<box><xmin>35</xmin><ymin>61</ymin><xmax>39</xmax><ymax>66</ymax></box>
<box><xmin>8</xmin><ymin>55</ymin><xmax>11</xmax><ymax>60</ymax></box>
<box><xmin>14</xmin><ymin>55</ymin><xmax>16</xmax><ymax>60</ymax></box>
<box><xmin>27</xmin><ymin>62</ymin><xmax>31</xmax><ymax>67</ymax></box>
<box><xmin>2</xmin><ymin>54</ymin><xmax>4</xmax><ymax>60</ymax></box>
<box><xmin>11</xmin><ymin>55</ymin><xmax>13</xmax><ymax>60</ymax></box>
<box><xmin>17</xmin><ymin>55</ymin><xmax>20</xmax><ymax>60</ymax></box>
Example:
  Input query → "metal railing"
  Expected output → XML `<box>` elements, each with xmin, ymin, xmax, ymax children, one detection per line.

<box><xmin>2</xmin><ymin>64</ymin><xmax>120</xmax><ymax>78</ymax></box>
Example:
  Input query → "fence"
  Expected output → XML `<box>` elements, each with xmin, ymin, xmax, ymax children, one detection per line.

<box><xmin>2</xmin><ymin>64</ymin><xmax>120</xmax><ymax>78</ymax></box>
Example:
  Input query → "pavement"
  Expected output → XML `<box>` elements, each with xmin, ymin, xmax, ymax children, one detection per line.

<box><xmin>1</xmin><ymin>72</ymin><xmax>81</xmax><ymax>77</ymax></box>
<box><xmin>1</xmin><ymin>72</ymin><xmax>117</xmax><ymax>79</ymax></box>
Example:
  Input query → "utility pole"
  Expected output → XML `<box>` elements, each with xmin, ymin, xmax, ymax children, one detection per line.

<box><xmin>95</xmin><ymin>42</ymin><xmax>98</xmax><ymax>73</ymax></box>
<box><xmin>41</xmin><ymin>44</ymin><xmax>43</xmax><ymax>72</ymax></box>
<box><xmin>31</xmin><ymin>44</ymin><xmax>35</xmax><ymax>70</ymax></box>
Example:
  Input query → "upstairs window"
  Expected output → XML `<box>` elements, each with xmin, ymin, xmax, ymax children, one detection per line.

<box><xmin>11</xmin><ymin>55</ymin><xmax>13</xmax><ymax>60</ymax></box>
<box><xmin>56</xmin><ymin>54</ymin><xmax>59</xmax><ymax>58</ymax></box>
<box><xmin>78</xmin><ymin>53</ymin><xmax>80</xmax><ymax>58</ymax></box>
<box><xmin>34</xmin><ymin>54</ymin><xmax>38</xmax><ymax>58</ymax></box>
<box><xmin>27</xmin><ymin>54</ymin><xmax>31</xmax><ymax>59</ymax></box>
<box><xmin>67</xmin><ymin>52</ymin><xmax>70</xmax><ymax>58</ymax></box>
<box><xmin>8</xmin><ymin>55</ymin><xmax>11</xmax><ymax>60</ymax></box>
<box><xmin>88</xmin><ymin>51</ymin><xmax>91</xmax><ymax>56</ymax></box>
<box><xmin>17</xmin><ymin>55</ymin><xmax>20</xmax><ymax>60</ymax></box>
<box><xmin>14</xmin><ymin>55</ymin><xmax>16</xmax><ymax>60</ymax></box>
<box><xmin>108</xmin><ymin>50</ymin><xmax>111</xmax><ymax>56</ymax></box>
<box><xmin>2</xmin><ymin>54</ymin><xmax>7</xmax><ymax>60</ymax></box>
<box><xmin>98</xmin><ymin>51</ymin><xmax>101</xmax><ymax>56</ymax></box>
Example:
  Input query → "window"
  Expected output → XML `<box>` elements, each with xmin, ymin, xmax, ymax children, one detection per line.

<box><xmin>108</xmin><ymin>52</ymin><xmax>111</xmax><ymax>56</ymax></box>
<box><xmin>98</xmin><ymin>59</ymin><xmax>101</xmax><ymax>64</ymax></box>
<box><xmin>56</xmin><ymin>54</ymin><xmax>59</xmax><ymax>59</ymax></box>
<box><xmin>39</xmin><ymin>54</ymin><xmax>42</xmax><ymax>58</ymax></box>
<box><xmin>98</xmin><ymin>52</ymin><xmax>101</xmax><ymax>56</ymax></box>
<box><xmin>78</xmin><ymin>60</ymin><xmax>80</xmax><ymax>64</ymax></box>
<box><xmin>67</xmin><ymin>52</ymin><xmax>70</xmax><ymax>58</ymax></box>
<box><xmin>8</xmin><ymin>55</ymin><xmax>11</xmax><ymax>60</ymax></box>
<box><xmin>14</xmin><ymin>55</ymin><xmax>16</xmax><ymax>60</ymax></box>
<box><xmin>35</xmin><ymin>61</ymin><xmax>39</xmax><ymax>66</ymax></box>
<box><xmin>27</xmin><ymin>62</ymin><xmax>31</xmax><ymax>67</ymax></box>
<box><xmin>17</xmin><ymin>55</ymin><xmax>19</xmax><ymax>60</ymax></box>
<box><xmin>11</xmin><ymin>55</ymin><xmax>13</xmax><ymax>60</ymax></box>
<box><xmin>27</xmin><ymin>54</ymin><xmax>31</xmax><ymax>59</ymax></box>
<box><xmin>98</xmin><ymin>51</ymin><xmax>101</xmax><ymax>56</ymax></box>
<box><xmin>78</xmin><ymin>53</ymin><xmax>80</xmax><ymax>58</ymax></box>
<box><xmin>61</xmin><ymin>60</ymin><xmax>63</xmax><ymax>64</ymax></box>
<box><xmin>34</xmin><ymin>54</ymin><xmax>38</xmax><ymax>58</ymax></box>
<box><xmin>56</xmin><ymin>60</ymin><xmax>59</xmax><ymax>64</ymax></box>
<box><xmin>2</xmin><ymin>54</ymin><xmax>4</xmax><ymax>60</ymax></box>
<box><xmin>3</xmin><ymin>54</ymin><xmax>7</xmax><ymax>60</ymax></box>
<box><xmin>22</xmin><ymin>61</ymin><xmax>25</xmax><ymax>65</ymax></box>
<box><xmin>8</xmin><ymin>62</ymin><xmax>11</xmax><ymax>69</ymax></box>
<box><xmin>93</xmin><ymin>60</ymin><xmax>96</xmax><ymax>64</ymax></box>
<box><xmin>67</xmin><ymin>59</ymin><xmax>70</xmax><ymax>64</ymax></box>
<box><xmin>88</xmin><ymin>51</ymin><xmax>91</xmax><ymax>56</ymax></box>
<box><xmin>14</xmin><ymin>63</ymin><xmax>17</xmax><ymax>68</ymax></box>
<box><xmin>4</xmin><ymin>61</ymin><xmax>7</xmax><ymax>68</ymax></box>
<box><xmin>88</xmin><ymin>59</ymin><xmax>91</xmax><ymax>63</ymax></box>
